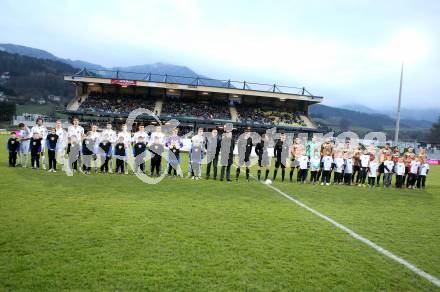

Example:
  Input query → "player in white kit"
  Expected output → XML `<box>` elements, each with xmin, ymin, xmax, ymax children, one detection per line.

<box><xmin>30</xmin><ymin>118</ymin><xmax>48</xmax><ymax>170</ymax></box>
<box><xmin>17</xmin><ymin>123</ymin><xmax>31</xmax><ymax>167</ymax></box>
<box><xmin>89</xmin><ymin>124</ymin><xmax>101</xmax><ymax>173</ymax></box>
<box><xmin>150</xmin><ymin>126</ymin><xmax>165</xmax><ymax>145</ymax></box>
<box><xmin>133</xmin><ymin>124</ymin><xmax>148</xmax><ymax>144</ymax></box>
<box><xmin>55</xmin><ymin>120</ymin><xmax>68</xmax><ymax>170</ymax></box>
<box><xmin>67</xmin><ymin>117</ymin><xmax>85</xmax><ymax>169</ymax></box>
<box><xmin>101</xmin><ymin>122</ymin><xmax>117</xmax><ymax>173</ymax></box>
<box><xmin>118</xmin><ymin>124</ymin><xmax>132</xmax><ymax>174</ymax></box>
<box><xmin>67</xmin><ymin>118</ymin><xmax>85</xmax><ymax>142</ymax></box>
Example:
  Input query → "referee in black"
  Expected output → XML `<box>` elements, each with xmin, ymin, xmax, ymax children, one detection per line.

<box><xmin>273</xmin><ymin>132</ymin><xmax>289</xmax><ymax>182</ymax></box>
<box><xmin>220</xmin><ymin>126</ymin><xmax>235</xmax><ymax>182</ymax></box>
<box><xmin>255</xmin><ymin>133</ymin><xmax>270</xmax><ymax>181</ymax></box>
<box><xmin>236</xmin><ymin>127</ymin><xmax>253</xmax><ymax>181</ymax></box>
<box><xmin>205</xmin><ymin>128</ymin><xmax>221</xmax><ymax>180</ymax></box>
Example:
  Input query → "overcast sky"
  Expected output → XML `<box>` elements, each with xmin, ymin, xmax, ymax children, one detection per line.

<box><xmin>1</xmin><ymin>0</ymin><xmax>439</xmax><ymax>110</ymax></box>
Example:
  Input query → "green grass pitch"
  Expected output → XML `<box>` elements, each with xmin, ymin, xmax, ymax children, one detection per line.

<box><xmin>0</xmin><ymin>136</ymin><xmax>439</xmax><ymax>291</ymax></box>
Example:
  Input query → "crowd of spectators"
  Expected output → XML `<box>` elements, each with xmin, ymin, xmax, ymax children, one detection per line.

<box><xmin>161</xmin><ymin>98</ymin><xmax>231</xmax><ymax>120</ymax></box>
<box><xmin>78</xmin><ymin>93</ymin><xmax>308</xmax><ymax>127</ymax></box>
<box><xmin>236</xmin><ymin>105</ymin><xmax>306</xmax><ymax>126</ymax></box>
<box><xmin>273</xmin><ymin>111</ymin><xmax>305</xmax><ymax>126</ymax></box>
<box><xmin>79</xmin><ymin>92</ymin><xmax>156</xmax><ymax>115</ymax></box>
<box><xmin>236</xmin><ymin>107</ymin><xmax>272</xmax><ymax>125</ymax></box>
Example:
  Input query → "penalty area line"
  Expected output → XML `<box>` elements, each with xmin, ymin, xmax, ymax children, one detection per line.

<box><xmin>261</xmin><ymin>182</ymin><xmax>440</xmax><ymax>288</ymax></box>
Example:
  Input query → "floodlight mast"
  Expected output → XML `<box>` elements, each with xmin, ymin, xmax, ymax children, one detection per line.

<box><xmin>394</xmin><ymin>62</ymin><xmax>404</xmax><ymax>146</ymax></box>
<box><xmin>392</xmin><ymin>29</ymin><xmax>429</xmax><ymax>146</ymax></box>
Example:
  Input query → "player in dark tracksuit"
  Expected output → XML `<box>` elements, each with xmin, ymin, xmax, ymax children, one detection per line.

<box><xmin>99</xmin><ymin>139</ymin><xmax>112</xmax><ymax>173</ymax></box>
<box><xmin>273</xmin><ymin>134</ymin><xmax>290</xmax><ymax>182</ymax></box>
<box><xmin>167</xmin><ymin>144</ymin><xmax>181</xmax><ymax>176</ymax></box>
<box><xmin>149</xmin><ymin>137</ymin><xmax>164</xmax><ymax>176</ymax></box>
<box><xmin>165</xmin><ymin>129</ymin><xmax>183</xmax><ymax>176</ymax></box>
<box><xmin>236</xmin><ymin>130</ymin><xmax>253</xmax><ymax>181</ymax></box>
<box><xmin>255</xmin><ymin>133</ymin><xmax>270</xmax><ymax>181</ymax></box>
<box><xmin>7</xmin><ymin>132</ymin><xmax>19</xmax><ymax>167</ymax></box>
<box><xmin>220</xmin><ymin>132</ymin><xmax>235</xmax><ymax>181</ymax></box>
<box><xmin>81</xmin><ymin>134</ymin><xmax>95</xmax><ymax>174</ymax></box>
<box><xmin>29</xmin><ymin>133</ymin><xmax>42</xmax><ymax>169</ymax></box>
<box><xmin>133</xmin><ymin>137</ymin><xmax>147</xmax><ymax>174</ymax></box>
<box><xmin>46</xmin><ymin>129</ymin><xmax>59</xmax><ymax>172</ymax></box>
<box><xmin>114</xmin><ymin>137</ymin><xmax>127</xmax><ymax>174</ymax></box>
<box><xmin>205</xmin><ymin>129</ymin><xmax>221</xmax><ymax>180</ymax></box>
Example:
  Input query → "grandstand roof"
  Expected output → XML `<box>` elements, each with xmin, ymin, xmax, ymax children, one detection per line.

<box><xmin>64</xmin><ymin>68</ymin><xmax>323</xmax><ymax>103</ymax></box>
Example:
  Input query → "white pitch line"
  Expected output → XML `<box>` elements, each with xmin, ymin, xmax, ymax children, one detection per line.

<box><xmin>262</xmin><ymin>182</ymin><xmax>440</xmax><ymax>288</ymax></box>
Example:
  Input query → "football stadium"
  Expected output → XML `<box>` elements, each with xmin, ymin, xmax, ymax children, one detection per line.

<box><xmin>1</xmin><ymin>1</ymin><xmax>440</xmax><ymax>291</ymax></box>
<box><xmin>1</xmin><ymin>68</ymin><xmax>439</xmax><ymax>291</ymax></box>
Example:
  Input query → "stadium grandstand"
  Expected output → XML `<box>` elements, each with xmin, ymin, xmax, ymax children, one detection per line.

<box><xmin>63</xmin><ymin>68</ymin><xmax>323</xmax><ymax>132</ymax></box>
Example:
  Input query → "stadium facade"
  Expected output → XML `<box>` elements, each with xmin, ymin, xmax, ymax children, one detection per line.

<box><xmin>63</xmin><ymin>68</ymin><xmax>323</xmax><ymax>133</ymax></box>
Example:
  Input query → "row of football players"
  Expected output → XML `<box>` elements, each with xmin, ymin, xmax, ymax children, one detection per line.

<box><xmin>7</xmin><ymin>118</ymin><xmax>183</xmax><ymax>175</ymax></box>
<box><xmin>7</xmin><ymin>118</ymin><xmax>429</xmax><ymax>187</ymax></box>
<box><xmin>7</xmin><ymin>118</ymin><xmax>234</xmax><ymax>180</ymax></box>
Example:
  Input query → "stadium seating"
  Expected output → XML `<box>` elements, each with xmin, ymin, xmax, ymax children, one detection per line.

<box><xmin>236</xmin><ymin>105</ymin><xmax>307</xmax><ymax>126</ymax></box>
<box><xmin>161</xmin><ymin>98</ymin><xmax>231</xmax><ymax>120</ymax></box>
<box><xmin>79</xmin><ymin>92</ymin><xmax>157</xmax><ymax>115</ymax></box>
<box><xmin>77</xmin><ymin>93</ymin><xmax>311</xmax><ymax>127</ymax></box>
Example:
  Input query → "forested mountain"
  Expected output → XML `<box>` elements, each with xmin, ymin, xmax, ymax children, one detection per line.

<box><xmin>1</xmin><ymin>43</ymin><xmax>224</xmax><ymax>86</ymax></box>
<box><xmin>0</xmin><ymin>50</ymin><xmax>75</xmax><ymax>99</ymax></box>
<box><xmin>310</xmin><ymin>104</ymin><xmax>432</xmax><ymax>140</ymax></box>
<box><xmin>0</xmin><ymin>43</ymin><xmax>105</xmax><ymax>70</ymax></box>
